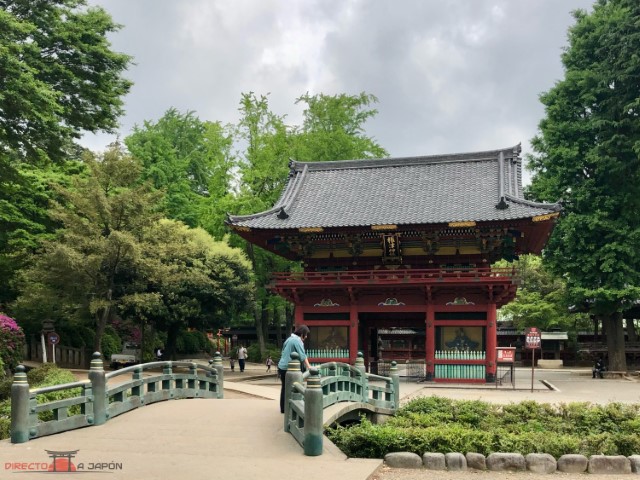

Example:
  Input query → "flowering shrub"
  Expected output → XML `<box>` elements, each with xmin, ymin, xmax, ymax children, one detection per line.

<box><xmin>0</xmin><ymin>314</ymin><xmax>25</xmax><ymax>371</ymax></box>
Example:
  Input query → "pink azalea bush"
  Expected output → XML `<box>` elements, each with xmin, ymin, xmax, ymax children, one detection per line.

<box><xmin>0</xmin><ymin>313</ymin><xmax>25</xmax><ymax>371</ymax></box>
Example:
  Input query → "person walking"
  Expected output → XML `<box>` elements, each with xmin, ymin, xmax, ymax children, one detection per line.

<box><xmin>237</xmin><ymin>345</ymin><xmax>248</xmax><ymax>372</ymax></box>
<box><xmin>278</xmin><ymin>325</ymin><xmax>311</xmax><ymax>413</ymax></box>
<box><xmin>266</xmin><ymin>355</ymin><xmax>274</xmax><ymax>373</ymax></box>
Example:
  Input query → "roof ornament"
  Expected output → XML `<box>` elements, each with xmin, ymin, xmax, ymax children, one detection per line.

<box><xmin>277</xmin><ymin>207</ymin><xmax>289</xmax><ymax>219</ymax></box>
<box><xmin>495</xmin><ymin>197</ymin><xmax>508</xmax><ymax>210</ymax></box>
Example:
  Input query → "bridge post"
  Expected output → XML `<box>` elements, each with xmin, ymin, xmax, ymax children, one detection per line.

<box><xmin>284</xmin><ymin>352</ymin><xmax>302</xmax><ymax>432</ymax></box>
<box><xmin>10</xmin><ymin>365</ymin><xmax>30</xmax><ymax>443</ymax></box>
<box><xmin>88</xmin><ymin>352</ymin><xmax>107</xmax><ymax>425</ymax></box>
<box><xmin>390</xmin><ymin>361</ymin><xmax>400</xmax><ymax>409</ymax></box>
<box><xmin>213</xmin><ymin>352</ymin><xmax>224</xmax><ymax>399</ymax></box>
<box><xmin>304</xmin><ymin>368</ymin><xmax>323</xmax><ymax>456</ymax></box>
<box><xmin>355</xmin><ymin>352</ymin><xmax>368</xmax><ymax>402</ymax></box>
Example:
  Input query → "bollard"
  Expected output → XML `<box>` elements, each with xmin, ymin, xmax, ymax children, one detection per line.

<box><xmin>390</xmin><ymin>361</ymin><xmax>400</xmax><ymax>409</ymax></box>
<box><xmin>10</xmin><ymin>365</ymin><xmax>30</xmax><ymax>443</ymax></box>
<box><xmin>88</xmin><ymin>352</ymin><xmax>107</xmax><ymax>425</ymax></box>
<box><xmin>354</xmin><ymin>352</ymin><xmax>368</xmax><ymax>402</ymax></box>
<box><xmin>304</xmin><ymin>368</ymin><xmax>323</xmax><ymax>456</ymax></box>
<box><xmin>284</xmin><ymin>352</ymin><xmax>303</xmax><ymax>432</ymax></box>
<box><xmin>213</xmin><ymin>352</ymin><xmax>224</xmax><ymax>398</ymax></box>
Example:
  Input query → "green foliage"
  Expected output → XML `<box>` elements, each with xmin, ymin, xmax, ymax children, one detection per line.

<box><xmin>527</xmin><ymin>0</ymin><xmax>640</xmax><ymax>369</ymax></box>
<box><xmin>100</xmin><ymin>330</ymin><xmax>122</xmax><ymax>360</ymax></box>
<box><xmin>28</xmin><ymin>364</ymin><xmax>80</xmax><ymax>423</ymax></box>
<box><xmin>246</xmin><ymin>343</ymin><xmax>280</xmax><ymax>363</ymax></box>
<box><xmin>0</xmin><ymin>0</ymin><xmax>132</xmax><ymax>164</ymax></box>
<box><xmin>176</xmin><ymin>330</ymin><xmax>209</xmax><ymax>354</ymax></box>
<box><xmin>327</xmin><ymin>396</ymin><xmax>640</xmax><ymax>459</ymax></box>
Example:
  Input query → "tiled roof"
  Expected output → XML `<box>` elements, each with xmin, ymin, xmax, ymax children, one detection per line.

<box><xmin>227</xmin><ymin>145</ymin><xmax>561</xmax><ymax>230</ymax></box>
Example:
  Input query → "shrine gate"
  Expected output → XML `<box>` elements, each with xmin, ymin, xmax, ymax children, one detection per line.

<box><xmin>228</xmin><ymin>145</ymin><xmax>559</xmax><ymax>382</ymax></box>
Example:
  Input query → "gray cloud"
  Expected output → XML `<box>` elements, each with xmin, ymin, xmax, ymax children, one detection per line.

<box><xmin>84</xmin><ymin>0</ymin><xmax>594</xmax><ymax>182</ymax></box>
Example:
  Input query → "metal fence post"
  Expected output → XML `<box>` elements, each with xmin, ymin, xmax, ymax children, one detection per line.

<box><xmin>284</xmin><ymin>352</ymin><xmax>302</xmax><ymax>432</ymax></box>
<box><xmin>10</xmin><ymin>365</ymin><xmax>30</xmax><ymax>443</ymax></box>
<box><xmin>213</xmin><ymin>351</ymin><xmax>224</xmax><ymax>399</ymax></box>
<box><xmin>88</xmin><ymin>352</ymin><xmax>107</xmax><ymax>425</ymax></box>
<box><xmin>390</xmin><ymin>361</ymin><xmax>400</xmax><ymax>409</ymax></box>
<box><xmin>304</xmin><ymin>368</ymin><xmax>323</xmax><ymax>456</ymax></box>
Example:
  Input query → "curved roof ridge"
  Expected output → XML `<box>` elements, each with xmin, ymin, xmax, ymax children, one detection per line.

<box><xmin>504</xmin><ymin>193</ymin><xmax>562</xmax><ymax>211</ymax></box>
<box><xmin>281</xmin><ymin>164</ymin><xmax>308</xmax><ymax>211</ymax></box>
<box><xmin>289</xmin><ymin>144</ymin><xmax>521</xmax><ymax>172</ymax></box>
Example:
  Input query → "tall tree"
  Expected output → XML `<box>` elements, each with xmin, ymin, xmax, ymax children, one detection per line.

<box><xmin>14</xmin><ymin>144</ymin><xmax>162</xmax><ymax>352</ymax></box>
<box><xmin>125</xmin><ymin>108</ymin><xmax>235</xmax><ymax>232</ymax></box>
<box><xmin>292</xmin><ymin>92</ymin><xmax>388</xmax><ymax>161</ymax></box>
<box><xmin>0</xmin><ymin>0</ymin><xmax>132</xmax><ymax>163</ymax></box>
<box><xmin>527</xmin><ymin>0</ymin><xmax>640</xmax><ymax>371</ymax></box>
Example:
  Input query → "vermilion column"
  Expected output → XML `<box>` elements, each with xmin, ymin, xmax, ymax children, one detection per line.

<box><xmin>295</xmin><ymin>305</ymin><xmax>304</xmax><ymax>328</ymax></box>
<box><xmin>426</xmin><ymin>304</ymin><xmax>435</xmax><ymax>381</ymax></box>
<box><xmin>349</xmin><ymin>303</ymin><xmax>358</xmax><ymax>364</ymax></box>
<box><xmin>486</xmin><ymin>303</ymin><xmax>497</xmax><ymax>382</ymax></box>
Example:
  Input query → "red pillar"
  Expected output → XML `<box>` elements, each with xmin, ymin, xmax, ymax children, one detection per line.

<box><xmin>486</xmin><ymin>303</ymin><xmax>497</xmax><ymax>382</ymax></box>
<box><xmin>349</xmin><ymin>303</ymin><xmax>358</xmax><ymax>364</ymax></box>
<box><xmin>295</xmin><ymin>305</ymin><xmax>304</xmax><ymax>327</ymax></box>
<box><xmin>426</xmin><ymin>304</ymin><xmax>435</xmax><ymax>380</ymax></box>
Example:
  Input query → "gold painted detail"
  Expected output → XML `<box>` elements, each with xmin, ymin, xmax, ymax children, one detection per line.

<box><xmin>371</xmin><ymin>224</ymin><xmax>398</xmax><ymax>231</ymax></box>
<box><xmin>378</xmin><ymin>298</ymin><xmax>406</xmax><ymax>306</ymax></box>
<box><xmin>446</xmin><ymin>297</ymin><xmax>476</xmax><ymax>305</ymax></box>
<box><xmin>448</xmin><ymin>221</ymin><xmax>477</xmax><ymax>228</ymax></box>
<box><xmin>532</xmin><ymin>212</ymin><xmax>560</xmax><ymax>222</ymax></box>
<box><xmin>233</xmin><ymin>226</ymin><xmax>251</xmax><ymax>232</ymax></box>
<box><xmin>314</xmin><ymin>299</ymin><xmax>340</xmax><ymax>307</ymax></box>
<box><xmin>299</xmin><ymin>227</ymin><xmax>324</xmax><ymax>233</ymax></box>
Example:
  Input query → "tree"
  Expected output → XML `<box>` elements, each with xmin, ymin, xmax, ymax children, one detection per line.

<box><xmin>14</xmin><ymin>144</ymin><xmax>162</xmax><ymax>353</ymax></box>
<box><xmin>292</xmin><ymin>92</ymin><xmax>388</xmax><ymax>161</ymax></box>
<box><xmin>527</xmin><ymin>0</ymin><xmax>640</xmax><ymax>371</ymax></box>
<box><xmin>125</xmin><ymin>108</ymin><xmax>235</xmax><ymax>232</ymax></box>
<box><xmin>498</xmin><ymin>255</ymin><xmax>590</xmax><ymax>333</ymax></box>
<box><xmin>122</xmin><ymin>220</ymin><xmax>254</xmax><ymax>358</ymax></box>
<box><xmin>0</xmin><ymin>0</ymin><xmax>132</xmax><ymax>164</ymax></box>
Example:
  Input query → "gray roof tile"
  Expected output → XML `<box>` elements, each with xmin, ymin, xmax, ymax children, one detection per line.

<box><xmin>228</xmin><ymin>145</ymin><xmax>560</xmax><ymax>229</ymax></box>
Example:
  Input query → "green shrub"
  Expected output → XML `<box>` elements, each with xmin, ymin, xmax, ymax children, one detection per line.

<box><xmin>328</xmin><ymin>396</ymin><xmax>640</xmax><ymax>459</ymax></box>
<box><xmin>246</xmin><ymin>343</ymin><xmax>281</xmax><ymax>363</ymax></box>
<box><xmin>176</xmin><ymin>330</ymin><xmax>209</xmax><ymax>354</ymax></box>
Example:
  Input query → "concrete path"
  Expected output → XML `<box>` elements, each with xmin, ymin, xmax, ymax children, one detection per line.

<box><xmin>1</xmin><ymin>364</ymin><xmax>638</xmax><ymax>479</ymax></box>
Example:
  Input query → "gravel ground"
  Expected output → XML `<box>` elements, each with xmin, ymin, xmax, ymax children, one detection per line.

<box><xmin>369</xmin><ymin>464</ymin><xmax>631</xmax><ymax>480</ymax></box>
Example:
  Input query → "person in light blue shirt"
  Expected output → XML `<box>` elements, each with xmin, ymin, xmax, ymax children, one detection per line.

<box><xmin>278</xmin><ymin>325</ymin><xmax>311</xmax><ymax>413</ymax></box>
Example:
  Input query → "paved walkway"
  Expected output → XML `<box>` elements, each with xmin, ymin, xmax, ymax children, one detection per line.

<box><xmin>1</xmin><ymin>364</ymin><xmax>638</xmax><ymax>479</ymax></box>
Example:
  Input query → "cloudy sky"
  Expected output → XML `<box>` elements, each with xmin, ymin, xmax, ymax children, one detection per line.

<box><xmin>83</xmin><ymin>0</ymin><xmax>595</xmax><ymax>182</ymax></box>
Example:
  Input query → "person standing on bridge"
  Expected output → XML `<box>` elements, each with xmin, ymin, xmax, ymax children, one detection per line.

<box><xmin>278</xmin><ymin>325</ymin><xmax>311</xmax><ymax>413</ymax></box>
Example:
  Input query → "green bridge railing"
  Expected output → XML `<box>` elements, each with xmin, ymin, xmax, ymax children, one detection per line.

<box><xmin>284</xmin><ymin>352</ymin><xmax>399</xmax><ymax>456</ymax></box>
<box><xmin>10</xmin><ymin>352</ymin><xmax>224</xmax><ymax>443</ymax></box>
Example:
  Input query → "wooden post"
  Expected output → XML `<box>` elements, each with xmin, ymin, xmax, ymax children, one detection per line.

<box><xmin>349</xmin><ymin>303</ymin><xmax>358</xmax><ymax>364</ymax></box>
<box><xmin>425</xmin><ymin>304</ymin><xmax>435</xmax><ymax>380</ymax></box>
<box><xmin>88</xmin><ymin>352</ymin><xmax>107</xmax><ymax>425</ymax></box>
<box><xmin>284</xmin><ymin>352</ymin><xmax>302</xmax><ymax>432</ymax></box>
<box><xmin>10</xmin><ymin>365</ymin><xmax>30</xmax><ymax>443</ymax></box>
<box><xmin>486</xmin><ymin>303</ymin><xmax>497</xmax><ymax>382</ymax></box>
<box><xmin>304</xmin><ymin>368</ymin><xmax>323</xmax><ymax>456</ymax></box>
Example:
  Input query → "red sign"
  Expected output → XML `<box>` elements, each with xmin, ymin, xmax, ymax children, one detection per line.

<box><xmin>47</xmin><ymin>332</ymin><xmax>60</xmax><ymax>345</ymax></box>
<box><xmin>496</xmin><ymin>347</ymin><xmax>515</xmax><ymax>363</ymax></box>
<box><xmin>525</xmin><ymin>327</ymin><xmax>541</xmax><ymax>350</ymax></box>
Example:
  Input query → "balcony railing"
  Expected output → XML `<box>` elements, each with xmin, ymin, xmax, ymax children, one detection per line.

<box><xmin>271</xmin><ymin>267</ymin><xmax>517</xmax><ymax>286</ymax></box>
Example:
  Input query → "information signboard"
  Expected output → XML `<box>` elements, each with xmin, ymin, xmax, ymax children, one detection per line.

<box><xmin>496</xmin><ymin>347</ymin><xmax>515</xmax><ymax>363</ymax></box>
<box><xmin>525</xmin><ymin>327</ymin><xmax>541</xmax><ymax>350</ymax></box>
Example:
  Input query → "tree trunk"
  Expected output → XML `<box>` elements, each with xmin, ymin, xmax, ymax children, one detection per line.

<box><xmin>592</xmin><ymin>315</ymin><xmax>599</xmax><ymax>342</ymax></box>
<box><xmin>626</xmin><ymin>318</ymin><xmax>637</xmax><ymax>343</ymax></box>
<box><xmin>605</xmin><ymin>312</ymin><xmax>627</xmax><ymax>372</ymax></box>
<box><xmin>254</xmin><ymin>301</ymin><xmax>266</xmax><ymax>358</ymax></box>
<box><xmin>286</xmin><ymin>304</ymin><xmax>294</xmax><ymax>336</ymax></box>
<box><xmin>165</xmin><ymin>322</ymin><xmax>181</xmax><ymax>360</ymax></box>
<box><xmin>93</xmin><ymin>289</ymin><xmax>112</xmax><ymax>354</ymax></box>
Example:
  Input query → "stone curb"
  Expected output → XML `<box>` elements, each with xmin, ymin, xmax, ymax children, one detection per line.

<box><xmin>383</xmin><ymin>452</ymin><xmax>638</xmax><ymax>475</ymax></box>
